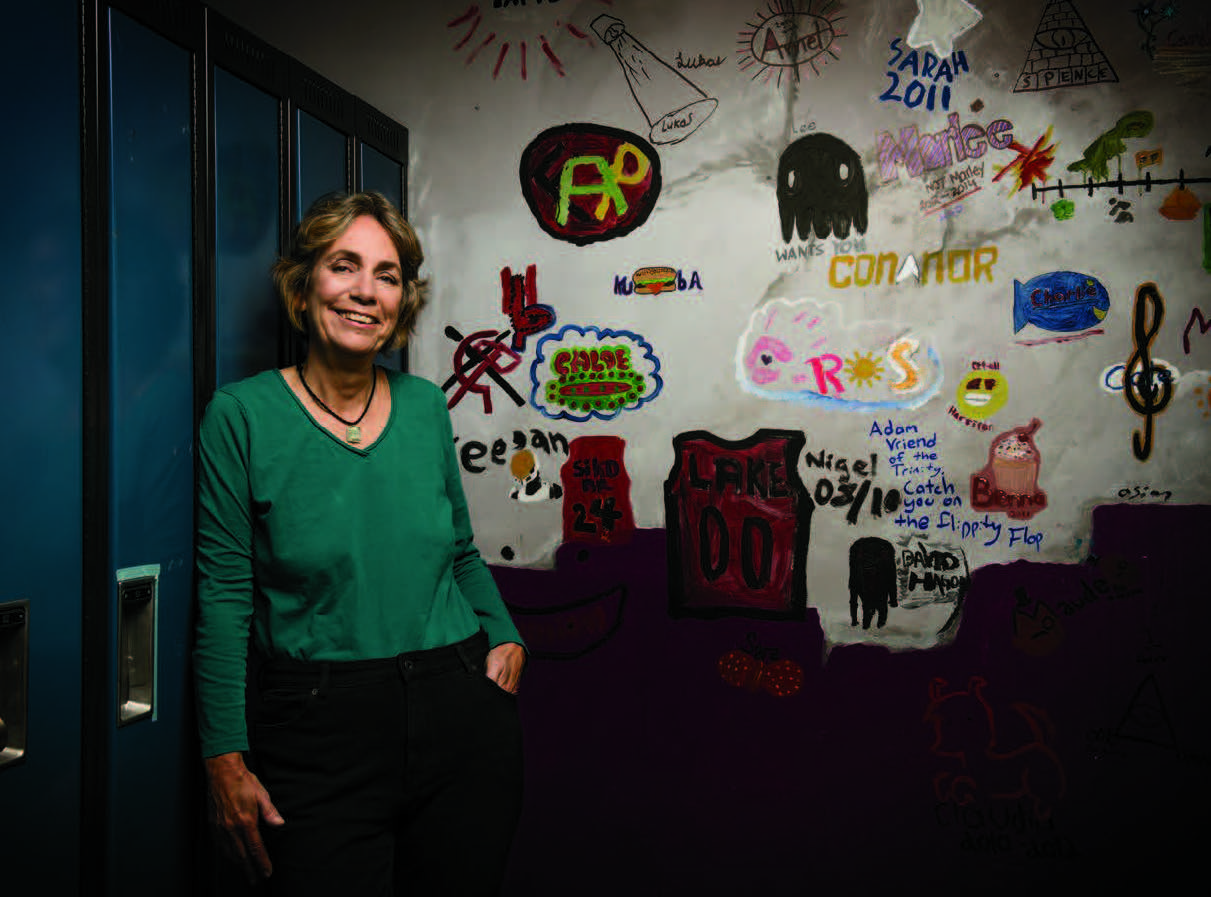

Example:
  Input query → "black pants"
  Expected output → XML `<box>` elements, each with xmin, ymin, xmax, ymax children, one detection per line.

<box><xmin>250</xmin><ymin>631</ymin><xmax>523</xmax><ymax>896</ymax></box>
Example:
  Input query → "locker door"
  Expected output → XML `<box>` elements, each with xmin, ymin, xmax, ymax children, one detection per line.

<box><xmin>0</xmin><ymin>1</ymin><xmax>83</xmax><ymax>893</ymax></box>
<box><xmin>214</xmin><ymin>66</ymin><xmax>281</xmax><ymax>387</ymax></box>
<box><xmin>295</xmin><ymin>108</ymin><xmax>348</xmax><ymax>218</ymax></box>
<box><xmin>103</xmin><ymin>9</ymin><xmax>198</xmax><ymax>892</ymax></box>
<box><xmin>360</xmin><ymin>143</ymin><xmax>404</xmax><ymax>211</ymax></box>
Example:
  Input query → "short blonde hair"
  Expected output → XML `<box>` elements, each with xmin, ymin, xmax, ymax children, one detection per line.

<box><xmin>273</xmin><ymin>191</ymin><xmax>427</xmax><ymax>351</ymax></box>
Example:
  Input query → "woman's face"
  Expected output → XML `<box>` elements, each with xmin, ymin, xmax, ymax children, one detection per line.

<box><xmin>299</xmin><ymin>215</ymin><xmax>404</xmax><ymax>361</ymax></box>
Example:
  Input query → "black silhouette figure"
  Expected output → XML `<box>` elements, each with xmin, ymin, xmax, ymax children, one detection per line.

<box><xmin>848</xmin><ymin>536</ymin><xmax>897</xmax><ymax>629</ymax></box>
<box><xmin>777</xmin><ymin>134</ymin><xmax>868</xmax><ymax>242</ymax></box>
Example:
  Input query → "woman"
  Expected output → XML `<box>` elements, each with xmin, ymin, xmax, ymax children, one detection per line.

<box><xmin>195</xmin><ymin>192</ymin><xmax>525</xmax><ymax>896</ymax></box>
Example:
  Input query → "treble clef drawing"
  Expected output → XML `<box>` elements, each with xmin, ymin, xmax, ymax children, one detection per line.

<box><xmin>1123</xmin><ymin>282</ymin><xmax>1172</xmax><ymax>461</ymax></box>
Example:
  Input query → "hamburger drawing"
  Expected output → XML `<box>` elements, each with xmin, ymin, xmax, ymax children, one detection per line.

<box><xmin>633</xmin><ymin>265</ymin><xmax>677</xmax><ymax>294</ymax></box>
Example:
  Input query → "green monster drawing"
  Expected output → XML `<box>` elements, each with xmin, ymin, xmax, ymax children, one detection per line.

<box><xmin>1066</xmin><ymin>111</ymin><xmax>1155</xmax><ymax>182</ymax></box>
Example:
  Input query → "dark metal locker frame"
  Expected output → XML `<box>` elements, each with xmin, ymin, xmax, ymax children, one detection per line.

<box><xmin>77</xmin><ymin>0</ymin><xmax>409</xmax><ymax>891</ymax></box>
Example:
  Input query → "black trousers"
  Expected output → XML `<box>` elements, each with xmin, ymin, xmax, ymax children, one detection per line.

<box><xmin>250</xmin><ymin>631</ymin><xmax>523</xmax><ymax>897</ymax></box>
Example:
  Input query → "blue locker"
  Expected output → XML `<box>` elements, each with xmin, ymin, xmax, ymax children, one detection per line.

<box><xmin>296</xmin><ymin>109</ymin><xmax>348</xmax><ymax>218</ymax></box>
<box><xmin>361</xmin><ymin>143</ymin><xmax>404</xmax><ymax>211</ymax></box>
<box><xmin>0</xmin><ymin>1</ymin><xmax>84</xmax><ymax>893</ymax></box>
<box><xmin>214</xmin><ymin>67</ymin><xmax>281</xmax><ymax>387</ymax></box>
<box><xmin>103</xmin><ymin>9</ymin><xmax>197</xmax><ymax>893</ymax></box>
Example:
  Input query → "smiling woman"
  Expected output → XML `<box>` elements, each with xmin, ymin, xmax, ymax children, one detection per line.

<box><xmin>195</xmin><ymin>192</ymin><xmax>528</xmax><ymax>896</ymax></box>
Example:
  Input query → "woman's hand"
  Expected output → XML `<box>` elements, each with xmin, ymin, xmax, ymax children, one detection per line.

<box><xmin>485</xmin><ymin>641</ymin><xmax>526</xmax><ymax>694</ymax></box>
<box><xmin>204</xmin><ymin>751</ymin><xmax>285</xmax><ymax>882</ymax></box>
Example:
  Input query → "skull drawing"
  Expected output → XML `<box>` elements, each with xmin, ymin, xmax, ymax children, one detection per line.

<box><xmin>777</xmin><ymin>134</ymin><xmax>868</xmax><ymax>242</ymax></box>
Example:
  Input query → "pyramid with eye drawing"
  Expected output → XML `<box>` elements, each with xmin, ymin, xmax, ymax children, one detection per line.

<box><xmin>1013</xmin><ymin>0</ymin><xmax>1117</xmax><ymax>93</ymax></box>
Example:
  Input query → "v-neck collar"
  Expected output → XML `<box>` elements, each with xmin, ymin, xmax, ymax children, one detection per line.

<box><xmin>275</xmin><ymin>367</ymin><xmax>394</xmax><ymax>455</ymax></box>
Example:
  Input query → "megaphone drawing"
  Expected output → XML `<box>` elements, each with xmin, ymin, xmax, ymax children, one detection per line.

<box><xmin>592</xmin><ymin>14</ymin><xmax>718</xmax><ymax>146</ymax></box>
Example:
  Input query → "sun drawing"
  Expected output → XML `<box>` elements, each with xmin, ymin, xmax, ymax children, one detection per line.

<box><xmin>447</xmin><ymin>2</ymin><xmax>606</xmax><ymax>81</ymax></box>
<box><xmin>845</xmin><ymin>351</ymin><xmax>883</xmax><ymax>387</ymax></box>
<box><xmin>737</xmin><ymin>0</ymin><xmax>847</xmax><ymax>86</ymax></box>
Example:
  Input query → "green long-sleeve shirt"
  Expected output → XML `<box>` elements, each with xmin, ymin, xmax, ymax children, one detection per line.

<box><xmin>193</xmin><ymin>368</ymin><xmax>521</xmax><ymax>758</ymax></box>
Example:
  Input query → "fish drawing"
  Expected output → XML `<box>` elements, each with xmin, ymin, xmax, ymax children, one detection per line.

<box><xmin>1013</xmin><ymin>272</ymin><xmax>1110</xmax><ymax>334</ymax></box>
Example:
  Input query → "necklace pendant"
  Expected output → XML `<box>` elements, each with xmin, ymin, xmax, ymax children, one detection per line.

<box><xmin>346</xmin><ymin>425</ymin><xmax>362</xmax><ymax>444</ymax></box>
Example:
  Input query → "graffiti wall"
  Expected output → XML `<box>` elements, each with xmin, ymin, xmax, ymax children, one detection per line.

<box><xmin>393</xmin><ymin>0</ymin><xmax>1211</xmax><ymax>650</ymax></box>
<box><xmin>209</xmin><ymin>0</ymin><xmax>1211</xmax><ymax>891</ymax></box>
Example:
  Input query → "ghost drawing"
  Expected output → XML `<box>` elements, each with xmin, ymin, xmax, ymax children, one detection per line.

<box><xmin>777</xmin><ymin>134</ymin><xmax>868</xmax><ymax>243</ymax></box>
<box><xmin>849</xmin><ymin>536</ymin><xmax>897</xmax><ymax>629</ymax></box>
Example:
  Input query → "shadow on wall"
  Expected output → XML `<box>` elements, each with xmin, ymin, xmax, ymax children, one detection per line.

<box><xmin>493</xmin><ymin>503</ymin><xmax>1211</xmax><ymax>896</ymax></box>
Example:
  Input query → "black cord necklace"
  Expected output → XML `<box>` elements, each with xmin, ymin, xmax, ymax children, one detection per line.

<box><xmin>297</xmin><ymin>363</ymin><xmax>376</xmax><ymax>444</ymax></box>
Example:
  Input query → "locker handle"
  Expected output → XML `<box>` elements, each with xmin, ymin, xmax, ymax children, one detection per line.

<box><xmin>0</xmin><ymin>599</ymin><xmax>30</xmax><ymax>769</ymax></box>
<box><xmin>116</xmin><ymin>567</ymin><xmax>158</xmax><ymax>726</ymax></box>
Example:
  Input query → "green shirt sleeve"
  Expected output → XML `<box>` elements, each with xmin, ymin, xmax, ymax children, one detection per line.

<box><xmin>435</xmin><ymin>385</ymin><xmax>525</xmax><ymax>651</ymax></box>
<box><xmin>193</xmin><ymin>389</ymin><xmax>255</xmax><ymax>758</ymax></box>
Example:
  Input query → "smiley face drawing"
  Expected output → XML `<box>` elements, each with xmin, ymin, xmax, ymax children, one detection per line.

<box><xmin>955</xmin><ymin>369</ymin><xmax>1008</xmax><ymax>420</ymax></box>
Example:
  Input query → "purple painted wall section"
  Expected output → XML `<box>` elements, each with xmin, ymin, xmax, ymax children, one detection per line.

<box><xmin>494</xmin><ymin>504</ymin><xmax>1210</xmax><ymax>895</ymax></box>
